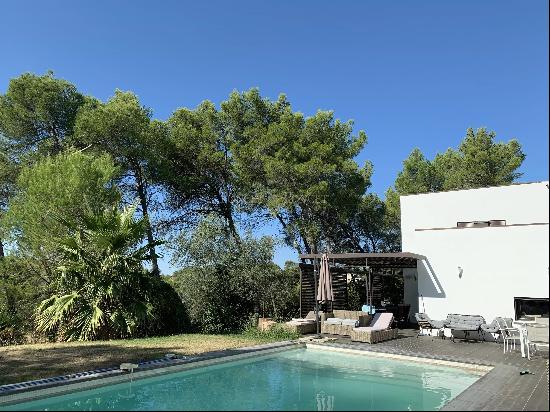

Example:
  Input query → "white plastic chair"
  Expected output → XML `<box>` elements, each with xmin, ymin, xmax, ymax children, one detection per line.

<box><xmin>496</xmin><ymin>317</ymin><xmax>521</xmax><ymax>353</ymax></box>
<box><xmin>525</xmin><ymin>323</ymin><xmax>549</xmax><ymax>360</ymax></box>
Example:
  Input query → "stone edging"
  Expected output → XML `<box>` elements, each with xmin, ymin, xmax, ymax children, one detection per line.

<box><xmin>306</xmin><ymin>342</ymin><xmax>493</xmax><ymax>374</ymax></box>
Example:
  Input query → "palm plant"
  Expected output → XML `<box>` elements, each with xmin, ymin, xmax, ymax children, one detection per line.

<box><xmin>36</xmin><ymin>204</ymin><xmax>162</xmax><ymax>341</ymax></box>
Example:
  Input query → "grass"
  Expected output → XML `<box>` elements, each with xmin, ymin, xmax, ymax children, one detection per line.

<box><xmin>0</xmin><ymin>330</ymin><xmax>298</xmax><ymax>386</ymax></box>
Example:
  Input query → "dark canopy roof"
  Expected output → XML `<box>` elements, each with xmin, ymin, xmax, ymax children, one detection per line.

<box><xmin>298</xmin><ymin>252</ymin><xmax>423</xmax><ymax>268</ymax></box>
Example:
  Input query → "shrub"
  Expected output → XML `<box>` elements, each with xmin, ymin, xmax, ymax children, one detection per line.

<box><xmin>144</xmin><ymin>278</ymin><xmax>190</xmax><ymax>336</ymax></box>
<box><xmin>242</xmin><ymin>323</ymin><xmax>300</xmax><ymax>341</ymax></box>
<box><xmin>35</xmin><ymin>204</ymin><xmax>188</xmax><ymax>341</ymax></box>
<box><xmin>169</xmin><ymin>266</ymin><xmax>253</xmax><ymax>334</ymax></box>
<box><xmin>169</xmin><ymin>216</ymin><xmax>300</xmax><ymax>333</ymax></box>
<box><xmin>0</xmin><ymin>256</ymin><xmax>46</xmax><ymax>345</ymax></box>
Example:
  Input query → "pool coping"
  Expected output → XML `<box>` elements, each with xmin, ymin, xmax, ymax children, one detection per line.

<box><xmin>305</xmin><ymin>343</ymin><xmax>493</xmax><ymax>375</ymax></box>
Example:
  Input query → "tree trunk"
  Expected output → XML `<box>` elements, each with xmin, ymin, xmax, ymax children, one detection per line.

<box><xmin>216</xmin><ymin>192</ymin><xmax>240</xmax><ymax>243</ymax></box>
<box><xmin>49</xmin><ymin>125</ymin><xmax>62</xmax><ymax>155</ymax></box>
<box><xmin>275</xmin><ymin>213</ymin><xmax>300</xmax><ymax>253</ymax></box>
<box><xmin>225</xmin><ymin>205</ymin><xmax>241</xmax><ymax>244</ymax></box>
<box><xmin>274</xmin><ymin>211</ymin><xmax>314</xmax><ymax>254</ymax></box>
<box><xmin>302</xmin><ymin>236</ymin><xmax>312</xmax><ymax>254</ymax></box>
<box><xmin>134</xmin><ymin>166</ymin><xmax>159</xmax><ymax>275</ymax></box>
<box><xmin>0</xmin><ymin>239</ymin><xmax>5</xmax><ymax>258</ymax></box>
<box><xmin>368</xmin><ymin>235</ymin><xmax>377</xmax><ymax>253</ymax></box>
<box><xmin>312</xmin><ymin>242</ymin><xmax>318</xmax><ymax>255</ymax></box>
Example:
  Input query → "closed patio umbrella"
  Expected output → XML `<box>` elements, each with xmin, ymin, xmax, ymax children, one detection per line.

<box><xmin>317</xmin><ymin>253</ymin><xmax>333</xmax><ymax>304</ymax></box>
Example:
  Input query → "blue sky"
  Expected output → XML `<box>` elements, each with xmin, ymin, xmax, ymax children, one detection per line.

<box><xmin>1</xmin><ymin>1</ymin><xmax>548</xmax><ymax>272</ymax></box>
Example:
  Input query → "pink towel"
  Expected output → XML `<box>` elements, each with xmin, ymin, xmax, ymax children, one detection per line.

<box><xmin>360</xmin><ymin>313</ymin><xmax>393</xmax><ymax>331</ymax></box>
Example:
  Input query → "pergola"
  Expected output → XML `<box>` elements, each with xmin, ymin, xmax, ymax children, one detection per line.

<box><xmin>298</xmin><ymin>252</ymin><xmax>422</xmax><ymax>318</ymax></box>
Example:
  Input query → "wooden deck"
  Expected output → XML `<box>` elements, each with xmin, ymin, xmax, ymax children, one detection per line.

<box><xmin>318</xmin><ymin>328</ymin><xmax>549</xmax><ymax>411</ymax></box>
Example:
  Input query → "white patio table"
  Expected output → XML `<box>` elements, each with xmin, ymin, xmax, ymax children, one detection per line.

<box><xmin>512</xmin><ymin>319</ymin><xmax>547</xmax><ymax>358</ymax></box>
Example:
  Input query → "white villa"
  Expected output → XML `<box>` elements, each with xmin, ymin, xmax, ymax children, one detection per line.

<box><xmin>401</xmin><ymin>181</ymin><xmax>549</xmax><ymax>323</ymax></box>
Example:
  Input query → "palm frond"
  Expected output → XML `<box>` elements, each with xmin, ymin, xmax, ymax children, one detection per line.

<box><xmin>39</xmin><ymin>203</ymin><xmax>159</xmax><ymax>341</ymax></box>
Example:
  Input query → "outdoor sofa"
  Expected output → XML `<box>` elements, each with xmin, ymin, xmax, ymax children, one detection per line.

<box><xmin>285</xmin><ymin>311</ymin><xmax>331</xmax><ymax>334</ymax></box>
<box><xmin>445</xmin><ymin>314</ymin><xmax>486</xmax><ymax>342</ymax></box>
<box><xmin>321</xmin><ymin>310</ymin><xmax>372</xmax><ymax>336</ymax></box>
<box><xmin>350</xmin><ymin>313</ymin><xmax>399</xmax><ymax>343</ymax></box>
<box><xmin>415</xmin><ymin>312</ymin><xmax>490</xmax><ymax>341</ymax></box>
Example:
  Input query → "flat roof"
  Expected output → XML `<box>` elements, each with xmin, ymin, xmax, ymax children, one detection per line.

<box><xmin>399</xmin><ymin>180</ymin><xmax>549</xmax><ymax>199</ymax></box>
<box><xmin>298</xmin><ymin>252</ymin><xmax>423</xmax><ymax>268</ymax></box>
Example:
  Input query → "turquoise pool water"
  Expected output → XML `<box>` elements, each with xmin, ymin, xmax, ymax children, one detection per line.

<box><xmin>1</xmin><ymin>348</ymin><xmax>481</xmax><ymax>411</ymax></box>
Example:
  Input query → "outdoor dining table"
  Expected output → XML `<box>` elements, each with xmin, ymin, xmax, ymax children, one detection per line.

<box><xmin>512</xmin><ymin>319</ymin><xmax>548</xmax><ymax>358</ymax></box>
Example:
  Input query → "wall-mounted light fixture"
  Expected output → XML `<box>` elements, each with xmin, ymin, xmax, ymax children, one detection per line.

<box><xmin>458</xmin><ymin>266</ymin><xmax>463</xmax><ymax>279</ymax></box>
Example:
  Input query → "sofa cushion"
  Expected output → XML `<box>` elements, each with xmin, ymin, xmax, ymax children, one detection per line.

<box><xmin>446</xmin><ymin>314</ymin><xmax>485</xmax><ymax>330</ymax></box>
<box><xmin>333</xmin><ymin>310</ymin><xmax>347</xmax><ymax>319</ymax></box>
<box><xmin>290</xmin><ymin>318</ymin><xmax>315</xmax><ymax>324</ymax></box>
<box><xmin>341</xmin><ymin>319</ymin><xmax>359</xmax><ymax>327</ymax></box>
<box><xmin>305</xmin><ymin>311</ymin><xmax>329</xmax><ymax>320</ymax></box>
<box><xmin>332</xmin><ymin>310</ymin><xmax>369</xmax><ymax>320</ymax></box>
<box><xmin>324</xmin><ymin>317</ymin><xmax>344</xmax><ymax>325</ymax></box>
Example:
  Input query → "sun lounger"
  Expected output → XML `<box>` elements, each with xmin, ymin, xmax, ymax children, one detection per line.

<box><xmin>481</xmin><ymin>318</ymin><xmax>500</xmax><ymax>334</ymax></box>
<box><xmin>415</xmin><ymin>313</ymin><xmax>446</xmax><ymax>338</ymax></box>
<box><xmin>350</xmin><ymin>313</ymin><xmax>398</xmax><ymax>343</ymax></box>
<box><xmin>285</xmin><ymin>320</ymin><xmax>316</xmax><ymax>334</ymax></box>
<box><xmin>285</xmin><ymin>311</ymin><xmax>318</xmax><ymax>334</ymax></box>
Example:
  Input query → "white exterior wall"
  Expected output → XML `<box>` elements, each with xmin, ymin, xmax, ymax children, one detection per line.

<box><xmin>402</xmin><ymin>268</ymin><xmax>419</xmax><ymax>320</ymax></box>
<box><xmin>401</xmin><ymin>182</ymin><xmax>549</xmax><ymax>322</ymax></box>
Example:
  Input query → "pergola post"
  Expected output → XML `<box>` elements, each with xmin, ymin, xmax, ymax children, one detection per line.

<box><xmin>369</xmin><ymin>268</ymin><xmax>373</xmax><ymax>308</ymax></box>
<box><xmin>299</xmin><ymin>264</ymin><xmax>302</xmax><ymax>318</ymax></box>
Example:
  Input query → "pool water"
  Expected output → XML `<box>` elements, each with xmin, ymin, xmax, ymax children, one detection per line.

<box><xmin>1</xmin><ymin>348</ymin><xmax>481</xmax><ymax>411</ymax></box>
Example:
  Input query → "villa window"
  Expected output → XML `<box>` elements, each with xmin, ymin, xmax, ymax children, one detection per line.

<box><xmin>514</xmin><ymin>297</ymin><xmax>549</xmax><ymax>320</ymax></box>
<box><xmin>457</xmin><ymin>220</ymin><xmax>506</xmax><ymax>228</ymax></box>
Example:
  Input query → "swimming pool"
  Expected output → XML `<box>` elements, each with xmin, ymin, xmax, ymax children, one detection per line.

<box><xmin>0</xmin><ymin>347</ymin><xmax>482</xmax><ymax>411</ymax></box>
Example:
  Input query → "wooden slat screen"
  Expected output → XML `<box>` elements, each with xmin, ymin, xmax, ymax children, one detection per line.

<box><xmin>299</xmin><ymin>264</ymin><xmax>348</xmax><ymax>317</ymax></box>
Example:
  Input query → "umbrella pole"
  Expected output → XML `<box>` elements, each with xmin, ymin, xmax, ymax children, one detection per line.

<box><xmin>313</xmin><ymin>256</ymin><xmax>322</xmax><ymax>339</ymax></box>
<box><xmin>364</xmin><ymin>258</ymin><xmax>369</xmax><ymax>312</ymax></box>
<box><xmin>369</xmin><ymin>268</ymin><xmax>373</xmax><ymax>308</ymax></box>
<box><xmin>365</xmin><ymin>274</ymin><xmax>369</xmax><ymax>306</ymax></box>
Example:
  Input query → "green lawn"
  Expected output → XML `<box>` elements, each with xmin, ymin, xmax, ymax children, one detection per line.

<box><xmin>0</xmin><ymin>333</ymin><xmax>293</xmax><ymax>386</ymax></box>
